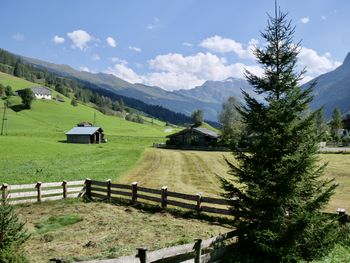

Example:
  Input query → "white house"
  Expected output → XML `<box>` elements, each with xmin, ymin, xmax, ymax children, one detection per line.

<box><xmin>31</xmin><ymin>87</ymin><xmax>52</xmax><ymax>100</ymax></box>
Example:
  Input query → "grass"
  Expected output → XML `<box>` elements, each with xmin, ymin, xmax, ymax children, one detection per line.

<box><xmin>0</xmin><ymin>72</ymin><xmax>174</xmax><ymax>184</ymax></box>
<box><xmin>119</xmin><ymin>148</ymin><xmax>350</xmax><ymax>213</ymax></box>
<box><xmin>15</xmin><ymin>199</ymin><xmax>230</xmax><ymax>262</ymax></box>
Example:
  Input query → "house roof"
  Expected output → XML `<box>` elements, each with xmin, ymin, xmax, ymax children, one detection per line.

<box><xmin>166</xmin><ymin>127</ymin><xmax>219</xmax><ymax>139</ymax></box>
<box><xmin>65</xmin><ymin>127</ymin><xmax>102</xmax><ymax>135</ymax></box>
<box><xmin>31</xmin><ymin>87</ymin><xmax>52</xmax><ymax>95</ymax></box>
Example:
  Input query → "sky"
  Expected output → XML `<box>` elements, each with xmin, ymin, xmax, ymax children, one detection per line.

<box><xmin>1</xmin><ymin>0</ymin><xmax>350</xmax><ymax>91</ymax></box>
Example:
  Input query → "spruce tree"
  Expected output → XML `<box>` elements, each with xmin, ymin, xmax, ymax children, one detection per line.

<box><xmin>222</xmin><ymin>6</ymin><xmax>338</xmax><ymax>262</ymax></box>
<box><xmin>330</xmin><ymin>107</ymin><xmax>343</xmax><ymax>141</ymax></box>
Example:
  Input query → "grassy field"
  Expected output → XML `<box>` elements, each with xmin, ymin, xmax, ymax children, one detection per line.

<box><xmin>119</xmin><ymin>148</ymin><xmax>350</xmax><ymax>213</ymax></box>
<box><xmin>15</xmin><ymin>199</ymin><xmax>230</xmax><ymax>263</ymax></box>
<box><xmin>0</xmin><ymin>73</ymin><xmax>174</xmax><ymax>184</ymax></box>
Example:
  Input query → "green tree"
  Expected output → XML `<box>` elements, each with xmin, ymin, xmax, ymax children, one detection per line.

<box><xmin>5</xmin><ymin>85</ymin><xmax>13</xmax><ymax>97</ymax></box>
<box><xmin>0</xmin><ymin>201</ymin><xmax>30</xmax><ymax>262</ymax></box>
<box><xmin>13</xmin><ymin>59</ymin><xmax>24</xmax><ymax>77</ymax></box>
<box><xmin>71</xmin><ymin>97</ymin><xmax>78</xmax><ymax>107</ymax></box>
<box><xmin>19</xmin><ymin>88</ymin><xmax>35</xmax><ymax>109</ymax></box>
<box><xmin>330</xmin><ymin>107</ymin><xmax>343</xmax><ymax>141</ymax></box>
<box><xmin>0</xmin><ymin>84</ymin><xmax>4</xmax><ymax>97</ymax></box>
<box><xmin>191</xmin><ymin>109</ymin><xmax>204</xmax><ymax>126</ymax></box>
<box><xmin>315</xmin><ymin>108</ymin><xmax>328</xmax><ymax>141</ymax></box>
<box><xmin>218</xmin><ymin>96</ymin><xmax>243</xmax><ymax>145</ymax></box>
<box><xmin>221</xmin><ymin>6</ymin><xmax>338</xmax><ymax>262</ymax></box>
<box><xmin>118</xmin><ymin>98</ymin><xmax>125</xmax><ymax>112</ymax></box>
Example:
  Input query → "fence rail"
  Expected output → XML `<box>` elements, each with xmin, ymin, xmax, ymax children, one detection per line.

<box><xmin>1</xmin><ymin>180</ymin><xmax>85</xmax><ymax>205</ymax></box>
<box><xmin>80</xmin><ymin>229</ymin><xmax>237</xmax><ymax>263</ymax></box>
<box><xmin>85</xmin><ymin>179</ymin><xmax>233</xmax><ymax>217</ymax></box>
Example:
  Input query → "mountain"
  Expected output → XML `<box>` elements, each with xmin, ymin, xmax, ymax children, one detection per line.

<box><xmin>22</xmin><ymin>56</ymin><xmax>223</xmax><ymax>121</ymax></box>
<box><xmin>174</xmin><ymin>77</ymin><xmax>254</xmax><ymax>105</ymax></box>
<box><xmin>306</xmin><ymin>53</ymin><xmax>350</xmax><ymax>119</ymax></box>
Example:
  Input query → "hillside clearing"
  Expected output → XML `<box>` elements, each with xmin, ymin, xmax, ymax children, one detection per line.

<box><xmin>119</xmin><ymin>148</ymin><xmax>350</xmax><ymax>213</ymax></box>
<box><xmin>16</xmin><ymin>199</ymin><xmax>230</xmax><ymax>263</ymax></box>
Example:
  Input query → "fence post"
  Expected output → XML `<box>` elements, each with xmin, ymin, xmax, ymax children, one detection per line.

<box><xmin>36</xmin><ymin>182</ymin><xmax>42</xmax><ymax>203</ymax></box>
<box><xmin>1</xmin><ymin>184</ymin><xmax>8</xmax><ymax>204</ymax></box>
<box><xmin>132</xmin><ymin>182</ymin><xmax>138</xmax><ymax>205</ymax></box>
<box><xmin>196</xmin><ymin>192</ymin><xmax>202</xmax><ymax>213</ymax></box>
<box><xmin>85</xmin><ymin>178</ymin><xmax>92</xmax><ymax>199</ymax></box>
<box><xmin>161</xmin><ymin>186</ymin><xmax>168</xmax><ymax>208</ymax></box>
<box><xmin>106</xmin><ymin>179</ymin><xmax>111</xmax><ymax>201</ymax></box>
<box><xmin>137</xmin><ymin>247</ymin><xmax>148</xmax><ymax>263</ymax></box>
<box><xmin>62</xmin><ymin>180</ymin><xmax>67</xmax><ymax>199</ymax></box>
<box><xmin>337</xmin><ymin>208</ymin><xmax>347</xmax><ymax>225</ymax></box>
<box><xmin>194</xmin><ymin>238</ymin><xmax>202</xmax><ymax>263</ymax></box>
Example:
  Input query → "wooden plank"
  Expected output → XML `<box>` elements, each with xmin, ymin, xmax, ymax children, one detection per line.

<box><xmin>66</xmin><ymin>187</ymin><xmax>84</xmax><ymax>193</ymax></box>
<box><xmin>67</xmin><ymin>180</ymin><xmax>85</xmax><ymax>186</ymax></box>
<box><xmin>201</xmin><ymin>230</ymin><xmax>237</xmax><ymax>249</ymax></box>
<box><xmin>41</xmin><ymin>195</ymin><xmax>63</xmax><ymax>202</ymax></box>
<box><xmin>137</xmin><ymin>193</ymin><xmax>161</xmax><ymax>203</ymax></box>
<box><xmin>41</xmin><ymin>188</ymin><xmax>64</xmax><ymax>196</ymax></box>
<box><xmin>167</xmin><ymin>200</ymin><xmax>197</xmax><ymax>210</ymax></box>
<box><xmin>90</xmin><ymin>180</ymin><xmax>108</xmax><ymax>187</ymax></box>
<box><xmin>90</xmin><ymin>192</ymin><xmax>106</xmax><ymax>199</ymax></box>
<box><xmin>147</xmin><ymin>242</ymin><xmax>195</xmax><ymax>262</ymax></box>
<box><xmin>8</xmin><ymin>184</ymin><xmax>36</xmax><ymax>190</ymax></box>
<box><xmin>138</xmin><ymin>186</ymin><xmax>162</xmax><ymax>195</ymax></box>
<box><xmin>201</xmin><ymin>206</ymin><xmax>231</xmax><ymax>215</ymax></box>
<box><xmin>201</xmin><ymin>197</ymin><xmax>229</xmax><ymax>206</ymax></box>
<box><xmin>201</xmin><ymin>246</ymin><xmax>232</xmax><ymax>263</ymax></box>
<box><xmin>8</xmin><ymin>191</ymin><xmax>37</xmax><ymax>199</ymax></box>
<box><xmin>91</xmin><ymin>187</ymin><xmax>108</xmax><ymax>193</ymax></box>
<box><xmin>110</xmin><ymin>183</ymin><xmax>132</xmax><ymax>190</ymax></box>
<box><xmin>41</xmin><ymin>182</ymin><xmax>62</xmax><ymax>188</ymax></box>
<box><xmin>110</xmin><ymin>196</ymin><xmax>131</xmax><ymax>204</ymax></box>
<box><xmin>110</xmin><ymin>189</ymin><xmax>132</xmax><ymax>197</ymax></box>
<box><xmin>8</xmin><ymin>198</ymin><xmax>37</xmax><ymax>205</ymax></box>
<box><xmin>167</xmin><ymin>191</ymin><xmax>198</xmax><ymax>201</ymax></box>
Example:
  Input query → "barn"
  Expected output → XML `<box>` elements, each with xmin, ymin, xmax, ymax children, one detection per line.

<box><xmin>166</xmin><ymin>127</ymin><xmax>220</xmax><ymax>147</ymax></box>
<box><xmin>65</xmin><ymin>126</ymin><xmax>105</xmax><ymax>144</ymax></box>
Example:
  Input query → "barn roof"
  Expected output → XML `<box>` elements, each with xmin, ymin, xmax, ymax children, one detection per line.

<box><xmin>65</xmin><ymin>127</ymin><xmax>102</xmax><ymax>135</ymax></box>
<box><xmin>166</xmin><ymin>127</ymin><xmax>219</xmax><ymax>139</ymax></box>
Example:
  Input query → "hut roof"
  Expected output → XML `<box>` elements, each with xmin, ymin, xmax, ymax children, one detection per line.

<box><xmin>65</xmin><ymin>127</ymin><xmax>102</xmax><ymax>135</ymax></box>
<box><xmin>166</xmin><ymin>127</ymin><xmax>219</xmax><ymax>139</ymax></box>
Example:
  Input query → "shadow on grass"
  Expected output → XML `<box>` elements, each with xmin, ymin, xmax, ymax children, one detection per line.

<box><xmin>10</xmin><ymin>104</ymin><xmax>27</xmax><ymax>112</ymax></box>
<box><xmin>83</xmin><ymin>195</ymin><xmax>234</xmax><ymax>227</ymax></box>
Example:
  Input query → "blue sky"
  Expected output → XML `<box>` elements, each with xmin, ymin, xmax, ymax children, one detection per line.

<box><xmin>1</xmin><ymin>0</ymin><xmax>349</xmax><ymax>90</ymax></box>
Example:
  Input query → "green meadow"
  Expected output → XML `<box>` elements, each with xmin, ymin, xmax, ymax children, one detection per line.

<box><xmin>0</xmin><ymin>73</ymin><xmax>174</xmax><ymax>184</ymax></box>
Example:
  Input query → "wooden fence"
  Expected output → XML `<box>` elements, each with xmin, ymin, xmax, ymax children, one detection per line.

<box><xmin>80</xmin><ymin>229</ymin><xmax>237</xmax><ymax>263</ymax></box>
<box><xmin>1</xmin><ymin>180</ymin><xmax>85</xmax><ymax>204</ymax></box>
<box><xmin>86</xmin><ymin>179</ymin><xmax>233</xmax><ymax>217</ymax></box>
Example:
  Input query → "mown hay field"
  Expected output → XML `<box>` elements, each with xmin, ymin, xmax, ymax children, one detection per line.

<box><xmin>118</xmin><ymin>148</ymin><xmax>350</xmax><ymax>213</ymax></box>
<box><xmin>16</xmin><ymin>199</ymin><xmax>230</xmax><ymax>263</ymax></box>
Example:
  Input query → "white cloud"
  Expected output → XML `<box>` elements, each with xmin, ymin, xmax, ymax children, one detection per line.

<box><xmin>106</xmin><ymin>52</ymin><xmax>263</xmax><ymax>90</ymax></box>
<box><xmin>79</xmin><ymin>66</ymin><xmax>91</xmax><ymax>72</ymax></box>
<box><xmin>106</xmin><ymin>63</ymin><xmax>143</xmax><ymax>83</ymax></box>
<box><xmin>200</xmin><ymin>35</ymin><xmax>257</xmax><ymax>59</ymax></box>
<box><xmin>52</xmin><ymin>35</ymin><xmax>65</xmax><ymax>44</ymax></box>
<box><xmin>301</xmin><ymin>17</ymin><xmax>310</xmax><ymax>24</ymax></box>
<box><xmin>111</xmin><ymin>57</ymin><xmax>127</xmax><ymax>64</ymax></box>
<box><xmin>147</xmin><ymin>17</ymin><xmax>160</xmax><ymax>30</ymax></box>
<box><xmin>67</xmin><ymin>30</ymin><xmax>93</xmax><ymax>50</ymax></box>
<box><xmin>321</xmin><ymin>16</ymin><xmax>327</xmax><ymax>20</ymax></box>
<box><xmin>183</xmin><ymin>42</ymin><xmax>193</xmax><ymax>47</ymax></box>
<box><xmin>106</xmin><ymin>37</ymin><xmax>117</xmax><ymax>47</ymax></box>
<box><xmin>128</xmin><ymin>46</ymin><xmax>142</xmax><ymax>52</ymax></box>
<box><xmin>91</xmin><ymin>54</ymin><xmax>100</xmax><ymax>61</ymax></box>
<box><xmin>298</xmin><ymin>47</ymin><xmax>341</xmax><ymax>76</ymax></box>
<box><xmin>13</xmin><ymin>33</ymin><xmax>25</xmax><ymax>41</ymax></box>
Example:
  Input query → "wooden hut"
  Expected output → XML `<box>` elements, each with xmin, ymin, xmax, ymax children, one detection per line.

<box><xmin>166</xmin><ymin>127</ymin><xmax>219</xmax><ymax>147</ymax></box>
<box><xmin>65</xmin><ymin>126</ymin><xmax>105</xmax><ymax>144</ymax></box>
